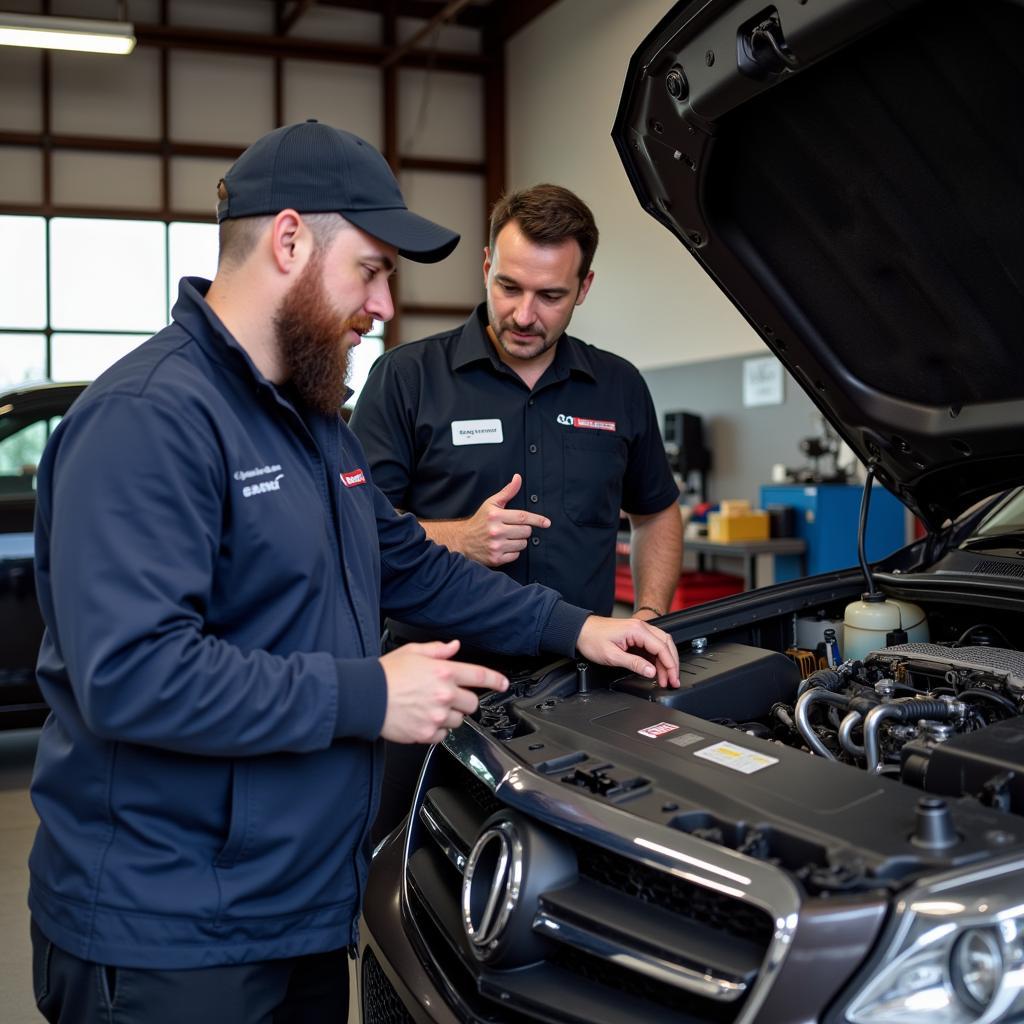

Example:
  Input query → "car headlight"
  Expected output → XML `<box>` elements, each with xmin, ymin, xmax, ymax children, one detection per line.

<box><xmin>843</xmin><ymin>859</ymin><xmax>1024</xmax><ymax>1024</ymax></box>
<box><xmin>952</xmin><ymin>928</ymin><xmax>1004</xmax><ymax>1013</ymax></box>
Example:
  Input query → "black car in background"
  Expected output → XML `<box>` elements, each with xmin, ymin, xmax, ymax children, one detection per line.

<box><xmin>357</xmin><ymin>3</ymin><xmax>1024</xmax><ymax>1024</ymax></box>
<box><xmin>0</xmin><ymin>382</ymin><xmax>84</xmax><ymax>728</ymax></box>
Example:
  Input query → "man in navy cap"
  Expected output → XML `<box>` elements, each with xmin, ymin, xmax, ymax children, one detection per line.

<box><xmin>27</xmin><ymin>121</ymin><xmax>678</xmax><ymax>1022</ymax></box>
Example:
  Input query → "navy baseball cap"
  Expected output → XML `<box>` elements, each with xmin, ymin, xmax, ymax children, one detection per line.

<box><xmin>216</xmin><ymin>119</ymin><xmax>459</xmax><ymax>264</ymax></box>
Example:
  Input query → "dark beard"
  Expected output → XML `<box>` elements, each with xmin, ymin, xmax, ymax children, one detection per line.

<box><xmin>273</xmin><ymin>251</ymin><xmax>373</xmax><ymax>416</ymax></box>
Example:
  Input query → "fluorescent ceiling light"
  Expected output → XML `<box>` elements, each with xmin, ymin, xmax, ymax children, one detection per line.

<box><xmin>0</xmin><ymin>11</ymin><xmax>136</xmax><ymax>55</ymax></box>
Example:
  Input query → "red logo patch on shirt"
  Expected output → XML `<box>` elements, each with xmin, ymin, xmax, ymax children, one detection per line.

<box><xmin>340</xmin><ymin>469</ymin><xmax>366</xmax><ymax>488</ymax></box>
<box><xmin>556</xmin><ymin>413</ymin><xmax>616</xmax><ymax>432</ymax></box>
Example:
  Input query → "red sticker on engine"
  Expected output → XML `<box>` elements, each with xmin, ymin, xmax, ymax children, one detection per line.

<box><xmin>637</xmin><ymin>722</ymin><xmax>679</xmax><ymax>739</ymax></box>
<box><xmin>340</xmin><ymin>469</ymin><xmax>366</xmax><ymax>488</ymax></box>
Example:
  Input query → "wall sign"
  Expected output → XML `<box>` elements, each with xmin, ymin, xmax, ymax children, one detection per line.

<box><xmin>742</xmin><ymin>356</ymin><xmax>785</xmax><ymax>407</ymax></box>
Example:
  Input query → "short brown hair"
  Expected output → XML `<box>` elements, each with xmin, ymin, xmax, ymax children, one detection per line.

<box><xmin>489</xmin><ymin>184</ymin><xmax>598</xmax><ymax>282</ymax></box>
<box><xmin>217</xmin><ymin>211</ymin><xmax>346</xmax><ymax>269</ymax></box>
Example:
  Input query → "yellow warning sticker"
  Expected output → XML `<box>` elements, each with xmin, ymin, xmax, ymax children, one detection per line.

<box><xmin>693</xmin><ymin>741</ymin><xmax>778</xmax><ymax>774</ymax></box>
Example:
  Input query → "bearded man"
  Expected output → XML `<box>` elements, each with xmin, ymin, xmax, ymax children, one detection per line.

<box><xmin>27</xmin><ymin>122</ymin><xmax>679</xmax><ymax>1024</ymax></box>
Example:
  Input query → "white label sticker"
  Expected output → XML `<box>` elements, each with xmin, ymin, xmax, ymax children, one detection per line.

<box><xmin>451</xmin><ymin>418</ymin><xmax>504</xmax><ymax>446</ymax></box>
<box><xmin>637</xmin><ymin>722</ymin><xmax>680</xmax><ymax>739</ymax></box>
<box><xmin>667</xmin><ymin>731</ymin><xmax>705</xmax><ymax>750</ymax></box>
<box><xmin>694</xmin><ymin>741</ymin><xmax>779</xmax><ymax>774</ymax></box>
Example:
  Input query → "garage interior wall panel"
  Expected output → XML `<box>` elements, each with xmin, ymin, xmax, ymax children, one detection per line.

<box><xmin>170</xmin><ymin>156</ymin><xmax>232</xmax><ymax>217</ymax></box>
<box><xmin>398</xmin><ymin>171</ymin><xmax>485</xmax><ymax>309</ymax></box>
<box><xmin>283</xmin><ymin>62</ymin><xmax>382</xmax><ymax>147</ymax></box>
<box><xmin>399</xmin><ymin>314</ymin><xmax>468</xmax><ymax>346</ymax></box>
<box><xmin>506</xmin><ymin>0</ymin><xmax>764</xmax><ymax>370</ymax></box>
<box><xmin>396</xmin><ymin>16</ymin><xmax>481</xmax><ymax>55</ymax></box>
<box><xmin>52</xmin><ymin>0</ymin><xmax>159</xmax><ymax>16</ymax></box>
<box><xmin>0</xmin><ymin>49</ymin><xmax>42</xmax><ymax>132</ymax></box>
<box><xmin>398</xmin><ymin>69</ymin><xmax>483</xmax><ymax>161</ymax></box>
<box><xmin>52</xmin><ymin>152</ymin><xmax>163</xmax><ymax>210</ymax></box>
<box><xmin>168</xmin><ymin>0</ymin><xmax>272</xmax><ymax>33</ymax></box>
<box><xmin>170</xmin><ymin>52</ymin><xmax>275</xmax><ymax>146</ymax></box>
<box><xmin>0</xmin><ymin>149</ymin><xmax>43</xmax><ymax>206</ymax></box>
<box><xmin>290</xmin><ymin>6</ymin><xmax>381</xmax><ymax>44</ymax></box>
<box><xmin>642</xmin><ymin>355</ymin><xmax>820</xmax><ymax>506</ymax></box>
<box><xmin>51</xmin><ymin>49</ymin><xmax>161</xmax><ymax>140</ymax></box>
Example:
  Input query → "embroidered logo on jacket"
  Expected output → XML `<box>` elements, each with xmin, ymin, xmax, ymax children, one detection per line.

<box><xmin>241</xmin><ymin>473</ymin><xmax>284</xmax><ymax>498</ymax></box>
<box><xmin>556</xmin><ymin>413</ymin><xmax>617</xmax><ymax>432</ymax></box>
<box><xmin>341</xmin><ymin>469</ymin><xmax>367</xmax><ymax>488</ymax></box>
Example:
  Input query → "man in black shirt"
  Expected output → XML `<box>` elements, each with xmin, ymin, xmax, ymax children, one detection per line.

<box><xmin>352</xmin><ymin>186</ymin><xmax>683</xmax><ymax>842</ymax></box>
<box><xmin>351</xmin><ymin>184</ymin><xmax>682</xmax><ymax>620</ymax></box>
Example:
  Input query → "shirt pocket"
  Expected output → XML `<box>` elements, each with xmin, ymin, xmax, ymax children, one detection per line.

<box><xmin>562</xmin><ymin>433</ymin><xmax>627</xmax><ymax>528</ymax></box>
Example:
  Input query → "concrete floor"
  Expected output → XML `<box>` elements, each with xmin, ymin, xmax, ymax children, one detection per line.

<box><xmin>0</xmin><ymin>728</ymin><xmax>42</xmax><ymax>1024</ymax></box>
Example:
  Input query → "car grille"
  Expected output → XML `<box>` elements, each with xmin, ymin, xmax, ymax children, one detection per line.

<box><xmin>403</xmin><ymin>744</ymin><xmax>777</xmax><ymax>1024</ymax></box>
<box><xmin>361</xmin><ymin>947</ymin><xmax>413</xmax><ymax>1024</ymax></box>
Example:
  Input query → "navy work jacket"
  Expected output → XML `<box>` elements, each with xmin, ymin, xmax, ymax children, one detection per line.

<box><xmin>28</xmin><ymin>278</ymin><xmax>587</xmax><ymax>969</ymax></box>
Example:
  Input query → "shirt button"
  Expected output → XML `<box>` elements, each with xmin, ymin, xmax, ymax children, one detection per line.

<box><xmin>530</xmin><ymin>494</ymin><xmax>538</xmax><ymax>503</ymax></box>
<box><xmin>528</xmin><ymin>398</ymin><xmax>535</xmax><ymax>406</ymax></box>
<box><xmin>529</xmin><ymin>444</ymin><xmax>538</xmax><ymax>454</ymax></box>
<box><xmin>531</xmin><ymin>536</ymin><xmax>540</xmax><ymax>546</ymax></box>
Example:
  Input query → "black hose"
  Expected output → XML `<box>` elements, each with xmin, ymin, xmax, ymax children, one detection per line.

<box><xmin>771</xmin><ymin>704</ymin><xmax>797</xmax><ymax>732</ymax></box>
<box><xmin>858</xmin><ymin>465</ymin><xmax>877</xmax><ymax>598</ymax></box>
<box><xmin>956</xmin><ymin>623</ymin><xmax>1012</xmax><ymax>648</ymax></box>
<box><xmin>889</xmin><ymin>699</ymin><xmax>957</xmax><ymax>720</ymax></box>
<box><xmin>959</xmin><ymin>688</ymin><xmax>1018</xmax><ymax>715</ymax></box>
<box><xmin>891</xmin><ymin>682</ymin><xmax>919</xmax><ymax>696</ymax></box>
<box><xmin>797</xmin><ymin>668</ymin><xmax>843</xmax><ymax>697</ymax></box>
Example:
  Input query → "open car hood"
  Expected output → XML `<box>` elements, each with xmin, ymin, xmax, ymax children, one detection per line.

<box><xmin>613</xmin><ymin>0</ymin><xmax>1024</xmax><ymax>530</ymax></box>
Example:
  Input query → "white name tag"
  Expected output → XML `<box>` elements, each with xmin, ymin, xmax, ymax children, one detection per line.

<box><xmin>451</xmin><ymin>418</ymin><xmax>504</xmax><ymax>446</ymax></box>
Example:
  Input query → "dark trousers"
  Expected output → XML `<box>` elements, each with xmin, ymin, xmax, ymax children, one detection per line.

<box><xmin>31</xmin><ymin>920</ymin><xmax>350</xmax><ymax>1024</ymax></box>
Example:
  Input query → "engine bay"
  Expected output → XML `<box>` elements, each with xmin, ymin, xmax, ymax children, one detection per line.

<box><xmin>474</xmin><ymin>587</ymin><xmax>1024</xmax><ymax>895</ymax></box>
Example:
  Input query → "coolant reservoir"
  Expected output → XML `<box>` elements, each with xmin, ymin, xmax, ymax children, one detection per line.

<box><xmin>842</xmin><ymin>593</ymin><xmax>928</xmax><ymax>661</ymax></box>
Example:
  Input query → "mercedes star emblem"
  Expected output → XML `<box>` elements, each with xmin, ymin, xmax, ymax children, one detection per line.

<box><xmin>461</xmin><ymin>819</ymin><xmax>523</xmax><ymax>959</ymax></box>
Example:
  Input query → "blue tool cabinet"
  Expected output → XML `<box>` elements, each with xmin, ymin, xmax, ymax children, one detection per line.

<box><xmin>759</xmin><ymin>483</ymin><xmax>907</xmax><ymax>583</ymax></box>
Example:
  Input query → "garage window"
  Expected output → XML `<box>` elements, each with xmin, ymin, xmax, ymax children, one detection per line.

<box><xmin>0</xmin><ymin>214</ymin><xmax>384</xmax><ymax>405</ymax></box>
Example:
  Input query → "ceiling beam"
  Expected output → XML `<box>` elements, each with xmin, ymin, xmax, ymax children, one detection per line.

<box><xmin>133</xmin><ymin>21</ymin><xmax>487</xmax><ymax>72</ymax></box>
<box><xmin>312</xmin><ymin>0</ymin><xmax>488</xmax><ymax>29</ymax></box>
<box><xmin>278</xmin><ymin>0</ymin><xmax>316</xmax><ymax>35</ymax></box>
<box><xmin>495</xmin><ymin>0</ymin><xmax>561</xmax><ymax>41</ymax></box>
<box><xmin>381</xmin><ymin>0</ymin><xmax>477</xmax><ymax>67</ymax></box>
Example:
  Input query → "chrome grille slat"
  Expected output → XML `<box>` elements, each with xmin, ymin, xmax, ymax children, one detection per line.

<box><xmin>533</xmin><ymin>875</ymin><xmax>762</xmax><ymax>1000</ymax></box>
<box><xmin>418</xmin><ymin>803</ymin><xmax>467</xmax><ymax>873</ymax></box>
<box><xmin>533</xmin><ymin>908</ymin><xmax>748</xmax><ymax>1002</ymax></box>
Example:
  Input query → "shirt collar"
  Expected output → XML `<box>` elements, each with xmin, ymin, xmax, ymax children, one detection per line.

<box><xmin>452</xmin><ymin>302</ymin><xmax>597</xmax><ymax>383</ymax></box>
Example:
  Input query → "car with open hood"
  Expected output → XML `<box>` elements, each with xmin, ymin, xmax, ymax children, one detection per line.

<box><xmin>357</xmin><ymin>3</ymin><xmax>1024</xmax><ymax>1023</ymax></box>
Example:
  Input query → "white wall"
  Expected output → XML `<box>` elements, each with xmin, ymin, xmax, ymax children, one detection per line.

<box><xmin>506</xmin><ymin>0</ymin><xmax>763</xmax><ymax>370</ymax></box>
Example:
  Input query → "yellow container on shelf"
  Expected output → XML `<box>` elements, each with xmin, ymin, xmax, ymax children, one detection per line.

<box><xmin>719</xmin><ymin>499</ymin><xmax>752</xmax><ymax>516</ymax></box>
<box><xmin>707</xmin><ymin>509</ymin><xmax>770</xmax><ymax>542</ymax></box>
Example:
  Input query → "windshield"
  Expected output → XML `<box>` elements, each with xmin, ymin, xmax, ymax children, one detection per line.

<box><xmin>964</xmin><ymin>488</ymin><xmax>1024</xmax><ymax>542</ymax></box>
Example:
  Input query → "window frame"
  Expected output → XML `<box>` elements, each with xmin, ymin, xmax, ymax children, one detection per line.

<box><xmin>0</xmin><ymin>213</ymin><xmax>385</xmax><ymax>396</ymax></box>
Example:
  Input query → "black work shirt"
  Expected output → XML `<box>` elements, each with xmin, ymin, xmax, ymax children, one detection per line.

<box><xmin>350</xmin><ymin>304</ymin><xmax>678</xmax><ymax>615</ymax></box>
